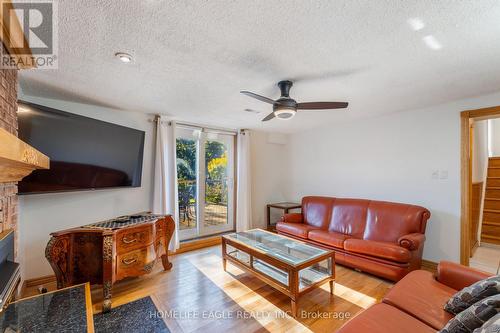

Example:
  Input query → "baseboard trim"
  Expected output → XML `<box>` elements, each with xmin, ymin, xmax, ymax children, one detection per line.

<box><xmin>25</xmin><ymin>274</ymin><xmax>57</xmax><ymax>288</ymax></box>
<box><xmin>23</xmin><ymin>274</ymin><xmax>56</xmax><ymax>296</ymax></box>
<box><xmin>421</xmin><ymin>259</ymin><xmax>438</xmax><ymax>273</ymax></box>
<box><xmin>172</xmin><ymin>235</ymin><xmax>222</xmax><ymax>255</ymax></box>
<box><xmin>480</xmin><ymin>242</ymin><xmax>500</xmax><ymax>250</ymax></box>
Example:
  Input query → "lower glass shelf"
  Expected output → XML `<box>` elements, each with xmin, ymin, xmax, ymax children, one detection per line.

<box><xmin>253</xmin><ymin>259</ymin><xmax>289</xmax><ymax>286</ymax></box>
<box><xmin>226</xmin><ymin>245</ymin><xmax>250</xmax><ymax>265</ymax></box>
<box><xmin>299</xmin><ymin>258</ymin><xmax>332</xmax><ymax>290</ymax></box>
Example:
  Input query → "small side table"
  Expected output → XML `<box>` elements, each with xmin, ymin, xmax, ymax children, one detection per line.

<box><xmin>266</xmin><ymin>202</ymin><xmax>301</xmax><ymax>231</ymax></box>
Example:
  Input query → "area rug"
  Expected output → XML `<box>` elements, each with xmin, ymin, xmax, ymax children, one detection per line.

<box><xmin>93</xmin><ymin>296</ymin><xmax>170</xmax><ymax>333</ymax></box>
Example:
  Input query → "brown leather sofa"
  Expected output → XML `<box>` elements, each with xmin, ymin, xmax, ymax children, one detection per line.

<box><xmin>337</xmin><ymin>261</ymin><xmax>492</xmax><ymax>332</ymax></box>
<box><xmin>276</xmin><ymin>196</ymin><xmax>431</xmax><ymax>281</ymax></box>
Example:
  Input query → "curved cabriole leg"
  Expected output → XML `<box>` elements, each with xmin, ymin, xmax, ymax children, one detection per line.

<box><xmin>161</xmin><ymin>216</ymin><xmax>175</xmax><ymax>271</ymax></box>
<box><xmin>45</xmin><ymin>236</ymin><xmax>70</xmax><ymax>289</ymax></box>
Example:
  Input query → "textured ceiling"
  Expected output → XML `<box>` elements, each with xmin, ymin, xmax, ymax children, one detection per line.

<box><xmin>19</xmin><ymin>0</ymin><xmax>500</xmax><ymax>133</ymax></box>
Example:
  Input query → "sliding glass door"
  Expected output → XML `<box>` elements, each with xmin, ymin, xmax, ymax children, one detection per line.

<box><xmin>176</xmin><ymin>127</ymin><xmax>235</xmax><ymax>240</ymax></box>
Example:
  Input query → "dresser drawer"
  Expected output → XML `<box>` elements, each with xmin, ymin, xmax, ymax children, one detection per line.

<box><xmin>116</xmin><ymin>225</ymin><xmax>153</xmax><ymax>254</ymax></box>
<box><xmin>116</xmin><ymin>245</ymin><xmax>156</xmax><ymax>280</ymax></box>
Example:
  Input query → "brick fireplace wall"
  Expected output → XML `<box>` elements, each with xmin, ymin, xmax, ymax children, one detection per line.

<box><xmin>0</xmin><ymin>45</ymin><xmax>19</xmax><ymax>259</ymax></box>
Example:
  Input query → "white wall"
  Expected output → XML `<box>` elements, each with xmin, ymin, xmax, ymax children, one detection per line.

<box><xmin>472</xmin><ymin>120</ymin><xmax>488</xmax><ymax>183</ymax></box>
<box><xmin>250</xmin><ymin>131</ymin><xmax>288</xmax><ymax>228</ymax></box>
<box><xmin>488</xmin><ymin>118</ymin><xmax>500</xmax><ymax>157</ymax></box>
<box><xmin>18</xmin><ymin>96</ymin><xmax>155</xmax><ymax>280</ymax></box>
<box><xmin>277</xmin><ymin>91</ymin><xmax>500</xmax><ymax>263</ymax></box>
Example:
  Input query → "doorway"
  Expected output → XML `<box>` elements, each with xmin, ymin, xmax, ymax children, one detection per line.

<box><xmin>175</xmin><ymin>126</ymin><xmax>236</xmax><ymax>241</ymax></box>
<box><xmin>461</xmin><ymin>106</ymin><xmax>500</xmax><ymax>272</ymax></box>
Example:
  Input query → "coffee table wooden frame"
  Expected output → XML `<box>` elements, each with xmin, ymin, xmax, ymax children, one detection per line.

<box><xmin>221</xmin><ymin>229</ymin><xmax>335</xmax><ymax>317</ymax></box>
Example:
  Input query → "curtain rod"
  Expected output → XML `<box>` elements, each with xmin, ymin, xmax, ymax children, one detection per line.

<box><xmin>149</xmin><ymin>118</ymin><xmax>238</xmax><ymax>135</ymax></box>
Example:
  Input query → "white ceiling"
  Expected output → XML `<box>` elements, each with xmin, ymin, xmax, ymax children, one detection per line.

<box><xmin>19</xmin><ymin>0</ymin><xmax>500</xmax><ymax>133</ymax></box>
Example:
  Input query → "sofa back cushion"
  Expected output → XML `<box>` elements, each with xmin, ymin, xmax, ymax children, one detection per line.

<box><xmin>302</xmin><ymin>196</ymin><xmax>335</xmax><ymax>229</ymax></box>
<box><xmin>363</xmin><ymin>201</ymin><xmax>430</xmax><ymax>243</ymax></box>
<box><xmin>329</xmin><ymin>198</ymin><xmax>370</xmax><ymax>238</ymax></box>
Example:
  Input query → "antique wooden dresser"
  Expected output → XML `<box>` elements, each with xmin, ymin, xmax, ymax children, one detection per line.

<box><xmin>45</xmin><ymin>213</ymin><xmax>175</xmax><ymax>312</ymax></box>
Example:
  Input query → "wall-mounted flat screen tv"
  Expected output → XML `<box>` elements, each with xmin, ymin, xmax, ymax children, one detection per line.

<box><xmin>17</xmin><ymin>101</ymin><xmax>145</xmax><ymax>194</ymax></box>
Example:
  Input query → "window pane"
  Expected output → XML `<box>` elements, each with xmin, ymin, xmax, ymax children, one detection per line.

<box><xmin>176</xmin><ymin>137</ymin><xmax>197</xmax><ymax>231</ymax></box>
<box><xmin>204</xmin><ymin>139</ymin><xmax>228</xmax><ymax>227</ymax></box>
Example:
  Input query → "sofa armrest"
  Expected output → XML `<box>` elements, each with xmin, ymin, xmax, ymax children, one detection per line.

<box><xmin>436</xmin><ymin>261</ymin><xmax>492</xmax><ymax>291</ymax></box>
<box><xmin>280</xmin><ymin>213</ymin><xmax>303</xmax><ymax>224</ymax></box>
<box><xmin>398</xmin><ymin>233</ymin><xmax>425</xmax><ymax>251</ymax></box>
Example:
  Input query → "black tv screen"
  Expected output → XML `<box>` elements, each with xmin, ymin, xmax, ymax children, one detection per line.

<box><xmin>17</xmin><ymin>101</ymin><xmax>145</xmax><ymax>194</ymax></box>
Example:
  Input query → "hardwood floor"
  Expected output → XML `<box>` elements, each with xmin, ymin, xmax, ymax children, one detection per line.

<box><xmin>23</xmin><ymin>246</ymin><xmax>393</xmax><ymax>332</ymax></box>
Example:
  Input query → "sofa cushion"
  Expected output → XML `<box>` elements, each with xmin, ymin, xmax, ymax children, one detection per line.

<box><xmin>308</xmin><ymin>230</ymin><xmax>348</xmax><ymax>249</ymax></box>
<box><xmin>344</xmin><ymin>239</ymin><xmax>411</xmax><ymax>263</ymax></box>
<box><xmin>275</xmin><ymin>222</ymin><xmax>319</xmax><ymax>239</ymax></box>
<box><xmin>444</xmin><ymin>275</ymin><xmax>500</xmax><ymax>315</ymax></box>
<box><xmin>439</xmin><ymin>294</ymin><xmax>500</xmax><ymax>333</ymax></box>
<box><xmin>343</xmin><ymin>252</ymin><xmax>410</xmax><ymax>281</ymax></box>
<box><xmin>363</xmin><ymin>200</ymin><xmax>430</xmax><ymax>243</ymax></box>
<box><xmin>302</xmin><ymin>196</ymin><xmax>335</xmax><ymax>229</ymax></box>
<box><xmin>329</xmin><ymin>198</ymin><xmax>369</xmax><ymax>238</ymax></box>
<box><xmin>383</xmin><ymin>270</ymin><xmax>456</xmax><ymax>330</ymax></box>
<box><xmin>337</xmin><ymin>303</ymin><xmax>436</xmax><ymax>333</ymax></box>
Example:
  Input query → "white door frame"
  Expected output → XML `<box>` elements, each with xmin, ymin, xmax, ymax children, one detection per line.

<box><xmin>177</xmin><ymin>128</ymin><xmax>235</xmax><ymax>241</ymax></box>
<box><xmin>199</xmin><ymin>132</ymin><xmax>235</xmax><ymax>236</ymax></box>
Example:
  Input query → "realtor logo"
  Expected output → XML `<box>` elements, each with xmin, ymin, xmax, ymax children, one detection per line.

<box><xmin>1</xmin><ymin>0</ymin><xmax>58</xmax><ymax>69</ymax></box>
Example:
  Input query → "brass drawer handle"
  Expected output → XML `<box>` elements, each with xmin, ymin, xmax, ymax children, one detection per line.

<box><xmin>122</xmin><ymin>257</ymin><xmax>137</xmax><ymax>265</ymax></box>
<box><xmin>122</xmin><ymin>236</ymin><xmax>137</xmax><ymax>244</ymax></box>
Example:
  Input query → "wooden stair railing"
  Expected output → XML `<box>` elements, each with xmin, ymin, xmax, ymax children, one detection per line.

<box><xmin>481</xmin><ymin>157</ymin><xmax>500</xmax><ymax>245</ymax></box>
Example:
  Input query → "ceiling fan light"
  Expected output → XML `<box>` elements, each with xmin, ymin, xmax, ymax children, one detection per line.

<box><xmin>274</xmin><ymin>107</ymin><xmax>296</xmax><ymax>120</ymax></box>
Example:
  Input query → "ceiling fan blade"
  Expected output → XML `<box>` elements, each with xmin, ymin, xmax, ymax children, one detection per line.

<box><xmin>289</xmin><ymin>68</ymin><xmax>362</xmax><ymax>83</ymax></box>
<box><xmin>262</xmin><ymin>112</ymin><xmax>275</xmax><ymax>122</ymax></box>
<box><xmin>240</xmin><ymin>91</ymin><xmax>275</xmax><ymax>104</ymax></box>
<box><xmin>296</xmin><ymin>102</ymin><xmax>348</xmax><ymax>110</ymax></box>
<box><xmin>243</xmin><ymin>108</ymin><xmax>261</xmax><ymax>114</ymax></box>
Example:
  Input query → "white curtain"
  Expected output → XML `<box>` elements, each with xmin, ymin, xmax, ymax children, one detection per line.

<box><xmin>236</xmin><ymin>129</ymin><xmax>252</xmax><ymax>232</ymax></box>
<box><xmin>152</xmin><ymin>116</ymin><xmax>180</xmax><ymax>251</ymax></box>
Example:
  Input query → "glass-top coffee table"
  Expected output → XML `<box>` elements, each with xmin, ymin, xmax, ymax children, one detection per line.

<box><xmin>222</xmin><ymin>229</ymin><xmax>335</xmax><ymax>317</ymax></box>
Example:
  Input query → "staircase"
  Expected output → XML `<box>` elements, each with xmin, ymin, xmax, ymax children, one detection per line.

<box><xmin>482</xmin><ymin>157</ymin><xmax>500</xmax><ymax>245</ymax></box>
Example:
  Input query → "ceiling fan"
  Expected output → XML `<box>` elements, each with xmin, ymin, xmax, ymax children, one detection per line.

<box><xmin>241</xmin><ymin>80</ymin><xmax>348</xmax><ymax>122</ymax></box>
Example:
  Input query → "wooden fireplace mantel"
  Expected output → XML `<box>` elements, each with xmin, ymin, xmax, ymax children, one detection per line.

<box><xmin>0</xmin><ymin>127</ymin><xmax>49</xmax><ymax>182</ymax></box>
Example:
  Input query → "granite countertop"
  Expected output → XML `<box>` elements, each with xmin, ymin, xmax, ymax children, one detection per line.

<box><xmin>0</xmin><ymin>284</ymin><xmax>91</xmax><ymax>332</ymax></box>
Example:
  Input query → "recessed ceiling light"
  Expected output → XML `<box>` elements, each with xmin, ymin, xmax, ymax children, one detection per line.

<box><xmin>422</xmin><ymin>35</ymin><xmax>442</xmax><ymax>50</ymax></box>
<box><xmin>407</xmin><ymin>18</ymin><xmax>425</xmax><ymax>31</ymax></box>
<box><xmin>115</xmin><ymin>52</ymin><xmax>133</xmax><ymax>63</ymax></box>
